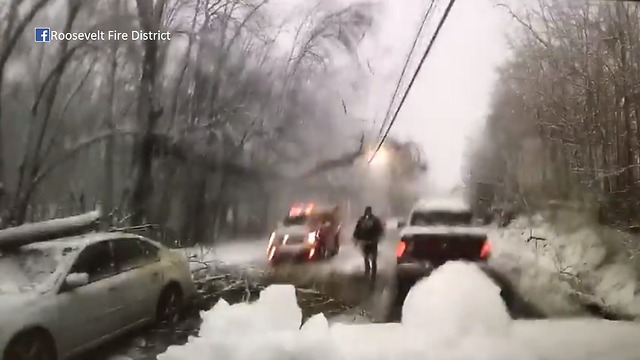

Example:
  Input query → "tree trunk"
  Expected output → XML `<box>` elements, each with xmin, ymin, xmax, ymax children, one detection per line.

<box><xmin>102</xmin><ymin>42</ymin><xmax>118</xmax><ymax>229</ymax></box>
<box><xmin>130</xmin><ymin>0</ymin><xmax>166</xmax><ymax>226</ymax></box>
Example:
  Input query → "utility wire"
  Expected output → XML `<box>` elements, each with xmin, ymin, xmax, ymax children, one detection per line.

<box><xmin>368</xmin><ymin>0</ymin><xmax>458</xmax><ymax>163</ymax></box>
<box><xmin>375</xmin><ymin>0</ymin><xmax>437</xmax><ymax>140</ymax></box>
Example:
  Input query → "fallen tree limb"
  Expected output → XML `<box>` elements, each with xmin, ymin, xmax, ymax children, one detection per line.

<box><xmin>0</xmin><ymin>209</ymin><xmax>101</xmax><ymax>249</ymax></box>
<box><xmin>31</xmin><ymin>128</ymin><xmax>368</xmax><ymax>200</ymax></box>
<box><xmin>298</xmin><ymin>134</ymin><xmax>365</xmax><ymax>178</ymax></box>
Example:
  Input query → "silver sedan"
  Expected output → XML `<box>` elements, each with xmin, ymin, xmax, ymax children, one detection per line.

<box><xmin>0</xmin><ymin>232</ymin><xmax>197</xmax><ymax>360</ymax></box>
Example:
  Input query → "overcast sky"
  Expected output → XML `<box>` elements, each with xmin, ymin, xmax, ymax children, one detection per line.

<box><xmin>357</xmin><ymin>0</ymin><xmax>513</xmax><ymax>193</ymax></box>
<box><xmin>265</xmin><ymin>0</ymin><xmax>515</xmax><ymax>195</ymax></box>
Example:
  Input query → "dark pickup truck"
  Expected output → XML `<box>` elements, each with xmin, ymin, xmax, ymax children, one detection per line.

<box><xmin>388</xmin><ymin>200</ymin><xmax>544</xmax><ymax>322</ymax></box>
<box><xmin>393</xmin><ymin>202</ymin><xmax>492</xmax><ymax>308</ymax></box>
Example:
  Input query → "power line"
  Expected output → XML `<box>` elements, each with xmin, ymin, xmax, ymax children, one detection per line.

<box><xmin>375</xmin><ymin>0</ymin><xmax>437</xmax><ymax>140</ymax></box>
<box><xmin>368</xmin><ymin>0</ymin><xmax>458</xmax><ymax>163</ymax></box>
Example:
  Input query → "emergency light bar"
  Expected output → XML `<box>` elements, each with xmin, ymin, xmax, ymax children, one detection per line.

<box><xmin>288</xmin><ymin>203</ymin><xmax>315</xmax><ymax>216</ymax></box>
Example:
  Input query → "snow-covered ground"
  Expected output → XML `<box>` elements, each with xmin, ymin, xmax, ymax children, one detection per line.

<box><xmin>184</xmin><ymin>211</ymin><xmax>640</xmax><ymax>321</ymax></box>
<box><xmin>184</xmin><ymin>233</ymin><xmax>398</xmax><ymax>275</ymax></box>
<box><xmin>184</xmin><ymin>239</ymin><xmax>266</xmax><ymax>270</ymax></box>
<box><xmin>158</xmin><ymin>261</ymin><xmax>640</xmax><ymax>360</ymax></box>
<box><xmin>489</xmin><ymin>213</ymin><xmax>640</xmax><ymax>319</ymax></box>
<box><xmin>183</xmin><ymin>235</ymin><xmax>399</xmax><ymax>320</ymax></box>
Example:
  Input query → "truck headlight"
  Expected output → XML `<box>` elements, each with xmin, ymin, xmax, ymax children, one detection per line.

<box><xmin>307</xmin><ymin>231</ymin><xmax>317</xmax><ymax>244</ymax></box>
<box><xmin>267</xmin><ymin>232</ymin><xmax>276</xmax><ymax>252</ymax></box>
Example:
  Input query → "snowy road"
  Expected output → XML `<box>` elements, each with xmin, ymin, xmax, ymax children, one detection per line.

<box><xmin>202</xmin><ymin>229</ymin><xmax>542</xmax><ymax>322</ymax></box>
<box><xmin>205</xmin><ymin>229</ymin><xmax>403</xmax><ymax>318</ymax></box>
<box><xmin>93</xmin><ymin>215</ymin><xmax>640</xmax><ymax>359</ymax></box>
<box><xmin>95</xmin><ymin>234</ymin><xmax>389</xmax><ymax>360</ymax></box>
<box><xmin>90</xmin><ymin>227</ymin><xmax>521</xmax><ymax>360</ymax></box>
<box><xmin>201</xmin><ymin>226</ymin><xmax>399</xmax><ymax>269</ymax></box>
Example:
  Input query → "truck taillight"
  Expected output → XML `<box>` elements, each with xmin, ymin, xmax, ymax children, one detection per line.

<box><xmin>396</xmin><ymin>240</ymin><xmax>406</xmax><ymax>258</ymax></box>
<box><xmin>480</xmin><ymin>240</ymin><xmax>491</xmax><ymax>259</ymax></box>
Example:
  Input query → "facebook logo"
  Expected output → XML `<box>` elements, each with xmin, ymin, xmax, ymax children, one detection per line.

<box><xmin>34</xmin><ymin>27</ymin><xmax>50</xmax><ymax>42</ymax></box>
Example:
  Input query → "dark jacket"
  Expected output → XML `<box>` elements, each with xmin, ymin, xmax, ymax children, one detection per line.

<box><xmin>353</xmin><ymin>215</ymin><xmax>384</xmax><ymax>243</ymax></box>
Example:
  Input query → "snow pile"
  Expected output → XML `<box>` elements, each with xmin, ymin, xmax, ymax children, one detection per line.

<box><xmin>159</xmin><ymin>285</ymin><xmax>344</xmax><ymax>360</ymax></box>
<box><xmin>513</xmin><ymin>319</ymin><xmax>640</xmax><ymax>360</ymax></box>
<box><xmin>489</xmin><ymin>213</ymin><xmax>640</xmax><ymax>318</ymax></box>
<box><xmin>159</xmin><ymin>262</ymin><xmax>536</xmax><ymax>360</ymax></box>
<box><xmin>402</xmin><ymin>260</ymin><xmax>511</xmax><ymax>337</ymax></box>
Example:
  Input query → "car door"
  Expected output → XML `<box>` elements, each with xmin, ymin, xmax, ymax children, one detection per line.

<box><xmin>54</xmin><ymin>240</ymin><xmax>122</xmax><ymax>353</ymax></box>
<box><xmin>111</xmin><ymin>238</ymin><xmax>164</xmax><ymax>328</ymax></box>
<box><xmin>319</xmin><ymin>213</ymin><xmax>338</xmax><ymax>250</ymax></box>
<box><xmin>138</xmin><ymin>239</ymin><xmax>166</xmax><ymax>311</ymax></box>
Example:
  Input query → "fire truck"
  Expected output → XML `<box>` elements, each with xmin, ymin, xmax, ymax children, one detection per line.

<box><xmin>266</xmin><ymin>203</ymin><xmax>341</xmax><ymax>264</ymax></box>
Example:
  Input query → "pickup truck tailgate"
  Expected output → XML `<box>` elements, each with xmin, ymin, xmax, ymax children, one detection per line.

<box><xmin>397</xmin><ymin>227</ymin><xmax>490</xmax><ymax>266</ymax></box>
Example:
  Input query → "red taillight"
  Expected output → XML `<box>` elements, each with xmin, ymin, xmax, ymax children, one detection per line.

<box><xmin>480</xmin><ymin>240</ymin><xmax>491</xmax><ymax>259</ymax></box>
<box><xmin>396</xmin><ymin>240</ymin><xmax>406</xmax><ymax>258</ymax></box>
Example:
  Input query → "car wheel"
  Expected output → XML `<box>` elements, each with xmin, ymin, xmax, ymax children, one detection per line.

<box><xmin>156</xmin><ymin>285</ymin><xmax>183</xmax><ymax>325</ymax></box>
<box><xmin>4</xmin><ymin>331</ymin><xmax>55</xmax><ymax>360</ymax></box>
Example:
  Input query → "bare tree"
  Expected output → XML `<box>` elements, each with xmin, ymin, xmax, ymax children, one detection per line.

<box><xmin>468</xmin><ymin>1</ymin><xmax>640</xmax><ymax>228</ymax></box>
<box><xmin>129</xmin><ymin>0</ymin><xmax>167</xmax><ymax>225</ymax></box>
<box><xmin>0</xmin><ymin>0</ymin><xmax>383</xmax><ymax>247</ymax></box>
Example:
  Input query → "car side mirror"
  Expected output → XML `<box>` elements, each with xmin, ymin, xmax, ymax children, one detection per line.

<box><xmin>64</xmin><ymin>272</ymin><xmax>89</xmax><ymax>290</ymax></box>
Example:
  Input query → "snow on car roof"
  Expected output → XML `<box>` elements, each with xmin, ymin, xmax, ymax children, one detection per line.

<box><xmin>411</xmin><ymin>198</ymin><xmax>471</xmax><ymax>213</ymax></box>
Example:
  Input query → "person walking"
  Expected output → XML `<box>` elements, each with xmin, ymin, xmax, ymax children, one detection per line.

<box><xmin>353</xmin><ymin>206</ymin><xmax>384</xmax><ymax>283</ymax></box>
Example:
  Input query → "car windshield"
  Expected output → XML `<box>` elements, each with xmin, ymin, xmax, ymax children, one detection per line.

<box><xmin>282</xmin><ymin>215</ymin><xmax>308</xmax><ymax>226</ymax></box>
<box><xmin>0</xmin><ymin>245</ymin><xmax>65</xmax><ymax>294</ymax></box>
<box><xmin>409</xmin><ymin>211</ymin><xmax>473</xmax><ymax>227</ymax></box>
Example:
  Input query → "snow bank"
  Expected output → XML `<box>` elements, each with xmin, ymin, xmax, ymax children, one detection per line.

<box><xmin>159</xmin><ymin>262</ymin><xmax>535</xmax><ymax>360</ymax></box>
<box><xmin>489</xmin><ymin>213</ymin><xmax>640</xmax><ymax>318</ymax></box>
